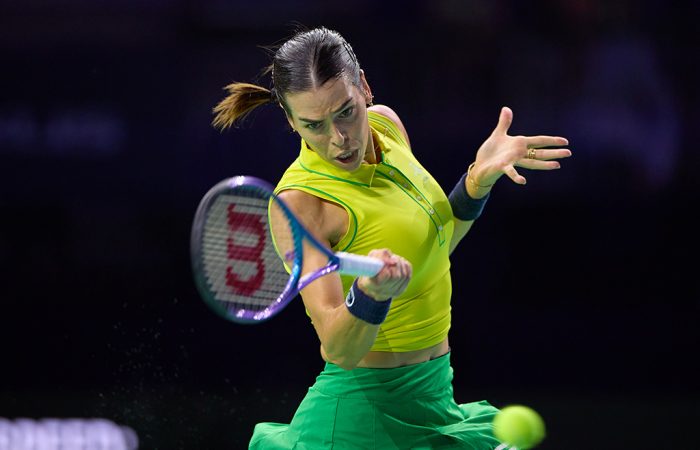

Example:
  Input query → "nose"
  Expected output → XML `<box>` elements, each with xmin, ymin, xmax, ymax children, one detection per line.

<box><xmin>330</xmin><ymin>123</ymin><xmax>346</xmax><ymax>148</ymax></box>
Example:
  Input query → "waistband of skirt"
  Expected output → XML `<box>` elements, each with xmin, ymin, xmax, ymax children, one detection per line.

<box><xmin>313</xmin><ymin>352</ymin><xmax>454</xmax><ymax>401</ymax></box>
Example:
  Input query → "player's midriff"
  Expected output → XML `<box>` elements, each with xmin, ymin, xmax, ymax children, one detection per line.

<box><xmin>322</xmin><ymin>337</ymin><xmax>450</xmax><ymax>369</ymax></box>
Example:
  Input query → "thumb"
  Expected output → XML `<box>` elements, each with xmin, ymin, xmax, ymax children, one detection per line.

<box><xmin>492</xmin><ymin>106</ymin><xmax>513</xmax><ymax>136</ymax></box>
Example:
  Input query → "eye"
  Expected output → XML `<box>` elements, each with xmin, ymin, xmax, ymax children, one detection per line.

<box><xmin>338</xmin><ymin>106</ymin><xmax>354</xmax><ymax>119</ymax></box>
<box><xmin>305</xmin><ymin>122</ymin><xmax>322</xmax><ymax>130</ymax></box>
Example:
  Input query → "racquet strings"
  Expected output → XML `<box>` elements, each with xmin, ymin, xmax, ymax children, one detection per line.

<box><xmin>200</xmin><ymin>185</ymin><xmax>294</xmax><ymax>315</ymax></box>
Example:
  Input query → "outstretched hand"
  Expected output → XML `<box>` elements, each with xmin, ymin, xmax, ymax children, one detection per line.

<box><xmin>470</xmin><ymin>107</ymin><xmax>571</xmax><ymax>186</ymax></box>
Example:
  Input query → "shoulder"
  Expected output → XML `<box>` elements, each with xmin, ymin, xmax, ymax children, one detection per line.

<box><xmin>276</xmin><ymin>189</ymin><xmax>343</xmax><ymax>246</ymax></box>
<box><xmin>368</xmin><ymin>104</ymin><xmax>411</xmax><ymax>148</ymax></box>
<box><xmin>277</xmin><ymin>188</ymin><xmax>324</xmax><ymax>217</ymax></box>
<box><xmin>368</xmin><ymin>104</ymin><xmax>403</xmax><ymax>125</ymax></box>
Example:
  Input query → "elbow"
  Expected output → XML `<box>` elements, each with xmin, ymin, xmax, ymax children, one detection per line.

<box><xmin>330</xmin><ymin>359</ymin><xmax>360</xmax><ymax>370</ymax></box>
<box><xmin>334</xmin><ymin>358</ymin><xmax>360</xmax><ymax>371</ymax></box>
<box><xmin>322</xmin><ymin>347</ymin><xmax>361</xmax><ymax>371</ymax></box>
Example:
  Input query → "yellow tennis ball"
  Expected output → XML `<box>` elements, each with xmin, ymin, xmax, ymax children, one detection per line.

<box><xmin>493</xmin><ymin>404</ymin><xmax>546</xmax><ymax>449</ymax></box>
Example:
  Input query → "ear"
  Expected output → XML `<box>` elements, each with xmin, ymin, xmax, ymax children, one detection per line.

<box><xmin>359</xmin><ymin>69</ymin><xmax>373</xmax><ymax>104</ymax></box>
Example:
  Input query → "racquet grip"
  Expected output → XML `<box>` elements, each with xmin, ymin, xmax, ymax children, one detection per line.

<box><xmin>335</xmin><ymin>252</ymin><xmax>384</xmax><ymax>277</ymax></box>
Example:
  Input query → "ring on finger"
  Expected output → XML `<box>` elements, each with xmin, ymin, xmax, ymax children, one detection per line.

<box><xmin>527</xmin><ymin>148</ymin><xmax>537</xmax><ymax>159</ymax></box>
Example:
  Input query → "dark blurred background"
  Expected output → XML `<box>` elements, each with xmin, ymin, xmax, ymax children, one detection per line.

<box><xmin>1</xmin><ymin>0</ymin><xmax>698</xmax><ymax>449</ymax></box>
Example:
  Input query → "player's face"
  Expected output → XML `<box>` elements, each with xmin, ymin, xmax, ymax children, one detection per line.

<box><xmin>284</xmin><ymin>72</ymin><xmax>373</xmax><ymax>172</ymax></box>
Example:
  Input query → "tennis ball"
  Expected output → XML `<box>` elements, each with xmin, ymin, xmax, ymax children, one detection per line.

<box><xmin>493</xmin><ymin>404</ymin><xmax>546</xmax><ymax>449</ymax></box>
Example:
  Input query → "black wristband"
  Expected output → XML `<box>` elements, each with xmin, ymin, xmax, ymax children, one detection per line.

<box><xmin>345</xmin><ymin>279</ymin><xmax>391</xmax><ymax>325</ymax></box>
<box><xmin>448</xmin><ymin>173</ymin><xmax>490</xmax><ymax>221</ymax></box>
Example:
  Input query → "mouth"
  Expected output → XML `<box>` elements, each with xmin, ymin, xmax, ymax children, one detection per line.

<box><xmin>335</xmin><ymin>149</ymin><xmax>359</xmax><ymax>165</ymax></box>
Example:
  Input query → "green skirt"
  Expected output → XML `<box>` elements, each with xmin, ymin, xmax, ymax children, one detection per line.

<box><xmin>249</xmin><ymin>353</ymin><xmax>502</xmax><ymax>449</ymax></box>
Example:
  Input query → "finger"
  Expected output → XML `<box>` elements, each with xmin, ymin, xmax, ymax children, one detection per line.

<box><xmin>370</xmin><ymin>248</ymin><xmax>392</xmax><ymax>258</ymax></box>
<box><xmin>399</xmin><ymin>258</ymin><xmax>412</xmax><ymax>281</ymax></box>
<box><xmin>519</xmin><ymin>147</ymin><xmax>571</xmax><ymax>162</ymax></box>
<box><xmin>402</xmin><ymin>260</ymin><xmax>413</xmax><ymax>283</ymax></box>
<box><xmin>395</xmin><ymin>277</ymin><xmax>410</xmax><ymax>297</ymax></box>
<box><xmin>515</xmin><ymin>159</ymin><xmax>561</xmax><ymax>170</ymax></box>
<box><xmin>393</xmin><ymin>258</ymin><xmax>405</xmax><ymax>279</ymax></box>
<box><xmin>378</xmin><ymin>263</ymin><xmax>396</xmax><ymax>281</ymax></box>
<box><xmin>523</xmin><ymin>148</ymin><xmax>572</xmax><ymax>161</ymax></box>
<box><xmin>492</xmin><ymin>106</ymin><xmax>513</xmax><ymax>136</ymax></box>
<box><xmin>386</xmin><ymin>260</ymin><xmax>403</xmax><ymax>280</ymax></box>
<box><xmin>504</xmin><ymin>165</ymin><xmax>527</xmax><ymax>185</ymax></box>
<box><xmin>393</xmin><ymin>267</ymin><xmax>411</xmax><ymax>295</ymax></box>
<box><xmin>381</xmin><ymin>259</ymin><xmax>412</xmax><ymax>297</ymax></box>
<box><xmin>374</xmin><ymin>260</ymin><xmax>397</xmax><ymax>282</ymax></box>
<box><xmin>524</xmin><ymin>135</ymin><xmax>568</xmax><ymax>148</ymax></box>
<box><xmin>371</xmin><ymin>249</ymin><xmax>396</xmax><ymax>268</ymax></box>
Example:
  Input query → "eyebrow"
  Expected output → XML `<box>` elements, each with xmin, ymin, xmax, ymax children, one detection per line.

<box><xmin>297</xmin><ymin>98</ymin><xmax>354</xmax><ymax>123</ymax></box>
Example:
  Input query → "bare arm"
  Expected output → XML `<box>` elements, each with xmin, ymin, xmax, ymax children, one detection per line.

<box><xmin>368</xmin><ymin>104</ymin><xmax>411</xmax><ymax>148</ymax></box>
<box><xmin>275</xmin><ymin>189</ymin><xmax>411</xmax><ymax>370</ymax></box>
<box><xmin>450</xmin><ymin>107</ymin><xmax>572</xmax><ymax>253</ymax></box>
<box><xmin>448</xmin><ymin>169</ymin><xmax>492</xmax><ymax>254</ymax></box>
<box><xmin>449</xmin><ymin>219</ymin><xmax>475</xmax><ymax>255</ymax></box>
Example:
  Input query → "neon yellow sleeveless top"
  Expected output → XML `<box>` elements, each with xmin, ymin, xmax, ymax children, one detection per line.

<box><xmin>274</xmin><ymin>110</ymin><xmax>455</xmax><ymax>352</ymax></box>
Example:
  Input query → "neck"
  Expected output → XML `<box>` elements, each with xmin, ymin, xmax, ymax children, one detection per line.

<box><xmin>364</xmin><ymin>130</ymin><xmax>380</xmax><ymax>164</ymax></box>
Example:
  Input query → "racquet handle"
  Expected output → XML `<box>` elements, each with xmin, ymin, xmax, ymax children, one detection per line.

<box><xmin>336</xmin><ymin>252</ymin><xmax>384</xmax><ymax>277</ymax></box>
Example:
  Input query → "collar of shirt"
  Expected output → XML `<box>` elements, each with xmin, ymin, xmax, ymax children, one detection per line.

<box><xmin>298</xmin><ymin>127</ymin><xmax>393</xmax><ymax>187</ymax></box>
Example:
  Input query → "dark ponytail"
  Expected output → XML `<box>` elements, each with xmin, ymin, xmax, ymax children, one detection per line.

<box><xmin>211</xmin><ymin>80</ymin><xmax>275</xmax><ymax>131</ymax></box>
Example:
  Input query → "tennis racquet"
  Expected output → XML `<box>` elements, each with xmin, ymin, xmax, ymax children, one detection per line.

<box><xmin>190</xmin><ymin>175</ymin><xmax>384</xmax><ymax>324</ymax></box>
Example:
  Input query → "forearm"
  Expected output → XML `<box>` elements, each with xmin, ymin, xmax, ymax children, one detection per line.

<box><xmin>448</xmin><ymin>164</ymin><xmax>492</xmax><ymax>254</ymax></box>
<box><xmin>317</xmin><ymin>303</ymin><xmax>381</xmax><ymax>370</ymax></box>
<box><xmin>303</xmin><ymin>251</ymin><xmax>409</xmax><ymax>370</ymax></box>
<box><xmin>449</xmin><ymin>218</ymin><xmax>474</xmax><ymax>254</ymax></box>
<box><xmin>303</xmin><ymin>277</ymin><xmax>387</xmax><ymax>370</ymax></box>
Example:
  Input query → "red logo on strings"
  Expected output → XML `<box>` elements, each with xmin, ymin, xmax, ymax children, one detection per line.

<box><xmin>225</xmin><ymin>205</ymin><xmax>265</xmax><ymax>295</ymax></box>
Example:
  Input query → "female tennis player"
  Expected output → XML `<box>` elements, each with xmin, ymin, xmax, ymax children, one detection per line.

<box><xmin>212</xmin><ymin>27</ymin><xmax>571</xmax><ymax>449</ymax></box>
